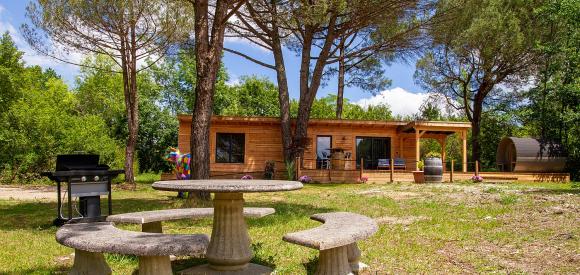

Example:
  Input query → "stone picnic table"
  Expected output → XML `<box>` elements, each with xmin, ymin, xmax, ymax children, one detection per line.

<box><xmin>152</xmin><ymin>179</ymin><xmax>303</xmax><ymax>274</ymax></box>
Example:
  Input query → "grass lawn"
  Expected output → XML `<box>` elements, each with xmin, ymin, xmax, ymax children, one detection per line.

<box><xmin>0</xmin><ymin>177</ymin><xmax>578</xmax><ymax>274</ymax></box>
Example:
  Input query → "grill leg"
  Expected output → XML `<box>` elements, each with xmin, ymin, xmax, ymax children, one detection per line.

<box><xmin>138</xmin><ymin>255</ymin><xmax>172</xmax><ymax>275</ymax></box>
<box><xmin>70</xmin><ymin>249</ymin><xmax>111</xmax><ymax>275</ymax></box>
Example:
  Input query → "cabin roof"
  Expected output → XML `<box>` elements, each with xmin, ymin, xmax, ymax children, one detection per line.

<box><xmin>178</xmin><ymin>115</ymin><xmax>471</xmax><ymax>134</ymax></box>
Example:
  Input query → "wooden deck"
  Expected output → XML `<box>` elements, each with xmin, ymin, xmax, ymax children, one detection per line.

<box><xmin>162</xmin><ymin>170</ymin><xmax>570</xmax><ymax>183</ymax></box>
<box><xmin>300</xmin><ymin>169</ymin><xmax>570</xmax><ymax>183</ymax></box>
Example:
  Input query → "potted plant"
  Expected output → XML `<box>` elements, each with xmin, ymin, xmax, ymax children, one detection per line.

<box><xmin>424</xmin><ymin>152</ymin><xmax>443</xmax><ymax>183</ymax></box>
<box><xmin>413</xmin><ymin>160</ymin><xmax>425</xmax><ymax>183</ymax></box>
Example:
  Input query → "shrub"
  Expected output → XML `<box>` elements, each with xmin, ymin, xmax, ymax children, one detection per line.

<box><xmin>425</xmin><ymin>152</ymin><xmax>442</xmax><ymax>158</ymax></box>
<box><xmin>285</xmin><ymin>160</ymin><xmax>295</xmax><ymax>180</ymax></box>
<box><xmin>358</xmin><ymin>176</ymin><xmax>369</xmax><ymax>184</ymax></box>
<box><xmin>298</xmin><ymin>175</ymin><xmax>311</xmax><ymax>183</ymax></box>
<box><xmin>241</xmin><ymin>174</ymin><xmax>253</xmax><ymax>180</ymax></box>
<box><xmin>264</xmin><ymin>160</ymin><xmax>275</xmax><ymax>180</ymax></box>
<box><xmin>471</xmin><ymin>175</ymin><xmax>484</xmax><ymax>182</ymax></box>
<box><xmin>417</xmin><ymin>160</ymin><xmax>424</xmax><ymax>170</ymax></box>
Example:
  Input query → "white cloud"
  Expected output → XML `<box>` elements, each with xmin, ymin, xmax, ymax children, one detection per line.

<box><xmin>355</xmin><ymin>87</ymin><xmax>462</xmax><ymax>118</ymax></box>
<box><xmin>355</xmin><ymin>87</ymin><xmax>430</xmax><ymax>117</ymax></box>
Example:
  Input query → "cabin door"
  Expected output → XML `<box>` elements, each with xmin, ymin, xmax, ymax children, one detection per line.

<box><xmin>356</xmin><ymin>137</ymin><xmax>391</xmax><ymax>169</ymax></box>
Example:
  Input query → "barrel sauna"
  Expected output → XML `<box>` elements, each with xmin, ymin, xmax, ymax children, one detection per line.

<box><xmin>496</xmin><ymin>137</ymin><xmax>566</xmax><ymax>172</ymax></box>
<box><xmin>424</xmin><ymin>157</ymin><xmax>443</xmax><ymax>183</ymax></box>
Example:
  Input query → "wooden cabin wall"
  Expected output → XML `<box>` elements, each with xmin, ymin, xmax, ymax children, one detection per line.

<box><xmin>178</xmin><ymin>119</ymin><xmax>420</xmax><ymax>174</ymax></box>
<box><xmin>179</xmin><ymin>120</ymin><xmax>285</xmax><ymax>174</ymax></box>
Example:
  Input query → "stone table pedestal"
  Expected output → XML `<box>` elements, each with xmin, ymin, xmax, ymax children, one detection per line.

<box><xmin>153</xmin><ymin>180</ymin><xmax>303</xmax><ymax>274</ymax></box>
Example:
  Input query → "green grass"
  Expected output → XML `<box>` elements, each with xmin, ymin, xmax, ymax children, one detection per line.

<box><xmin>0</xmin><ymin>179</ymin><xmax>578</xmax><ymax>274</ymax></box>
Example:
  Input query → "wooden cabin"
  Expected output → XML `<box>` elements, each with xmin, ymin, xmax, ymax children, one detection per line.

<box><xmin>177</xmin><ymin>115</ymin><xmax>471</xmax><ymax>178</ymax></box>
<box><xmin>174</xmin><ymin>115</ymin><xmax>569</xmax><ymax>182</ymax></box>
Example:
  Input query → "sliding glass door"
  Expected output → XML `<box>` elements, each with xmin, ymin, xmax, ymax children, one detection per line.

<box><xmin>356</xmin><ymin>137</ymin><xmax>391</xmax><ymax>169</ymax></box>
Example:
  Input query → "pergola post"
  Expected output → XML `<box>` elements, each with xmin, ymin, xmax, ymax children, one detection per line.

<box><xmin>461</xmin><ymin>131</ymin><xmax>467</xmax><ymax>172</ymax></box>
<box><xmin>415</xmin><ymin>129</ymin><xmax>425</xmax><ymax>170</ymax></box>
<box><xmin>440</xmin><ymin>138</ymin><xmax>446</xmax><ymax>172</ymax></box>
<box><xmin>415</xmin><ymin>130</ymin><xmax>420</xmax><ymax>170</ymax></box>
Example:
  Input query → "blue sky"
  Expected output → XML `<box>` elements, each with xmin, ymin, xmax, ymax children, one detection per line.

<box><xmin>0</xmin><ymin>0</ymin><xmax>429</xmax><ymax>116</ymax></box>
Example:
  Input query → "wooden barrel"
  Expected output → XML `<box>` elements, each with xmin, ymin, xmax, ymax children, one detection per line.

<box><xmin>331</xmin><ymin>151</ymin><xmax>345</xmax><ymax>170</ymax></box>
<box><xmin>496</xmin><ymin>137</ymin><xmax>566</xmax><ymax>172</ymax></box>
<box><xmin>424</xmin><ymin>157</ymin><xmax>443</xmax><ymax>183</ymax></box>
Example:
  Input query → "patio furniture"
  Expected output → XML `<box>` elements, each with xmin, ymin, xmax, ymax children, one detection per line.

<box><xmin>377</xmin><ymin>158</ymin><xmax>389</xmax><ymax>169</ymax></box>
<box><xmin>107</xmin><ymin>207</ymin><xmax>275</xmax><ymax>233</ymax></box>
<box><xmin>394</xmin><ymin>158</ymin><xmax>407</xmax><ymax>170</ymax></box>
<box><xmin>320</xmin><ymin>151</ymin><xmax>331</xmax><ymax>169</ymax></box>
<box><xmin>152</xmin><ymin>179</ymin><xmax>303</xmax><ymax>274</ymax></box>
<box><xmin>283</xmin><ymin>212</ymin><xmax>378</xmax><ymax>275</ymax></box>
<box><xmin>56</xmin><ymin>222</ymin><xmax>208</xmax><ymax>275</ymax></box>
<box><xmin>377</xmin><ymin>158</ymin><xmax>407</xmax><ymax>170</ymax></box>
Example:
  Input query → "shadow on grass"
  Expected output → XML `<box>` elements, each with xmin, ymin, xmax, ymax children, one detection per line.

<box><xmin>0</xmin><ymin>195</ymin><xmax>335</xmax><ymax>230</ymax></box>
<box><xmin>303</xmin><ymin>256</ymin><xmax>319</xmax><ymax>275</ymax></box>
<box><xmin>0</xmin><ymin>198</ymin><xmax>180</xmax><ymax>230</ymax></box>
<box><xmin>8</xmin><ymin>266</ymin><xmax>68</xmax><ymax>274</ymax></box>
<box><xmin>172</xmin><ymin>248</ymin><xmax>278</xmax><ymax>274</ymax></box>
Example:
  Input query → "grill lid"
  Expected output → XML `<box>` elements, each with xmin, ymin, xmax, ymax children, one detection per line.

<box><xmin>56</xmin><ymin>154</ymin><xmax>107</xmax><ymax>171</ymax></box>
<box><xmin>42</xmin><ymin>154</ymin><xmax>124</xmax><ymax>182</ymax></box>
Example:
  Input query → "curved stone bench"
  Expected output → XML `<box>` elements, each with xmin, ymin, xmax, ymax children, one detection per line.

<box><xmin>283</xmin><ymin>212</ymin><xmax>378</xmax><ymax>275</ymax></box>
<box><xmin>107</xmin><ymin>207</ymin><xmax>275</xmax><ymax>233</ymax></box>
<box><xmin>56</xmin><ymin>222</ymin><xmax>209</xmax><ymax>275</ymax></box>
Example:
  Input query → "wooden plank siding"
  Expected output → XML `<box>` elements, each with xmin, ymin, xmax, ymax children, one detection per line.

<box><xmin>178</xmin><ymin>115</ymin><xmax>429</xmax><ymax>175</ymax></box>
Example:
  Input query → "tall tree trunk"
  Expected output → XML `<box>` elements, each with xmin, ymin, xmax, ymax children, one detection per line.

<box><xmin>120</xmin><ymin>34</ymin><xmax>138</xmax><ymax>187</ymax></box>
<box><xmin>188</xmin><ymin>0</ymin><xmax>234</xmax><ymax>201</ymax></box>
<box><xmin>294</xmin><ymin>18</ymin><xmax>337</xmax><ymax>159</ymax></box>
<box><xmin>189</xmin><ymin>73</ymin><xmax>213</xmax><ymax>200</ymax></box>
<box><xmin>272</xmin><ymin>33</ymin><xmax>292</xmax><ymax>163</ymax></box>
<box><xmin>471</xmin><ymin>98</ymin><xmax>483</xmax><ymax>165</ymax></box>
<box><xmin>336</xmin><ymin>42</ymin><xmax>346</xmax><ymax>119</ymax></box>
<box><xmin>294</xmin><ymin>28</ymin><xmax>315</xmax><ymax>160</ymax></box>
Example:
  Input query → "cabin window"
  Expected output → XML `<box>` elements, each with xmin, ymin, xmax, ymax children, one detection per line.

<box><xmin>316</xmin><ymin>136</ymin><xmax>332</xmax><ymax>169</ymax></box>
<box><xmin>356</xmin><ymin>137</ymin><xmax>391</xmax><ymax>169</ymax></box>
<box><xmin>216</xmin><ymin>133</ymin><xmax>245</xmax><ymax>163</ymax></box>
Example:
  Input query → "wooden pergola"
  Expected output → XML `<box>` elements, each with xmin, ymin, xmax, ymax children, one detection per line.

<box><xmin>397</xmin><ymin>121</ymin><xmax>471</xmax><ymax>172</ymax></box>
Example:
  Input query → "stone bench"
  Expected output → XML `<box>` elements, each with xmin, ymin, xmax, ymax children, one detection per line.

<box><xmin>56</xmin><ymin>222</ymin><xmax>209</xmax><ymax>275</ymax></box>
<box><xmin>107</xmin><ymin>207</ymin><xmax>275</xmax><ymax>233</ymax></box>
<box><xmin>283</xmin><ymin>212</ymin><xmax>378</xmax><ymax>275</ymax></box>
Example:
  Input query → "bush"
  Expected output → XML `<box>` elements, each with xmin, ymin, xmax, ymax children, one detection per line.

<box><xmin>417</xmin><ymin>160</ymin><xmax>424</xmax><ymax>170</ymax></box>
<box><xmin>264</xmin><ymin>160</ymin><xmax>275</xmax><ymax>180</ymax></box>
<box><xmin>285</xmin><ymin>160</ymin><xmax>295</xmax><ymax>180</ymax></box>
<box><xmin>425</xmin><ymin>152</ymin><xmax>442</xmax><ymax>158</ymax></box>
<box><xmin>358</xmin><ymin>176</ymin><xmax>369</xmax><ymax>184</ymax></box>
<box><xmin>298</xmin><ymin>175</ymin><xmax>311</xmax><ymax>183</ymax></box>
<box><xmin>471</xmin><ymin>175</ymin><xmax>484</xmax><ymax>182</ymax></box>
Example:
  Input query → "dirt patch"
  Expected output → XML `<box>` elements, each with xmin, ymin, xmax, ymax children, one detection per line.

<box><xmin>357</xmin><ymin>188</ymin><xmax>431</xmax><ymax>201</ymax></box>
<box><xmin>0</xmin><ymin>187</ymin><xmax>55</xmax><ymax>200</ymax></box>
<box><xmin>465</xmin><ymin>239</ymin><xmax>579</xmax><ymax>274</ymax></box>
<box><xmin>436</xmin><ymin>243</ymin><xmax>478</xmax><ymax>273</ymax></box>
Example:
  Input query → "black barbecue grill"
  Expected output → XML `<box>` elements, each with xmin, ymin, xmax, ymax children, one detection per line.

<box><xmin>42</xmin><ymin>154</ymin><xmax>124</xmax><ymax>225</ymax></box>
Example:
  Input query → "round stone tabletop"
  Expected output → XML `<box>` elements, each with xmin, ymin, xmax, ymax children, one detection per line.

<box><xmin>152</xmin><ymin>179</ymin><xmax>303</xmax><ymax>193</ymax></box>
